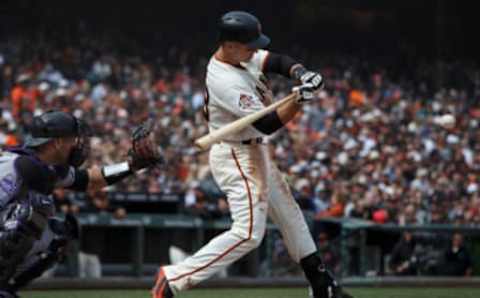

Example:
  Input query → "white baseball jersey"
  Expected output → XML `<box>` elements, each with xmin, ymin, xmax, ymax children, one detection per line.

<box><xmin>162</xmin><ymin>50</ymin><xmax>317</xmax><ymax>294</ymax></box>
<box><xmin>205</xmin><ymin>49</ymin><xmax>273</xmax><ymax>141</ymax></box>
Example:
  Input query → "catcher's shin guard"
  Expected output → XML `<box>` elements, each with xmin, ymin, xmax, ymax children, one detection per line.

<box><xmin>0</xmin><ymin>203</ymin><xmax>46</xmax><ymax>290</ymax></box>
<box><xmin>7</xmin><ymin>247</ymin><xmax>58</xmax><ymax>293</ymax></box>
<box><xmin>5</xmin><ymin>214</ymin><xmax>79</xmax><ymax>293</ymax></box>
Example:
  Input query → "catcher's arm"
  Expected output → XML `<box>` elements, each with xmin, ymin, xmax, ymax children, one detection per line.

<box><xmin>86</xmin><ymin>119</ymin><xmax>163</xmax><ymax>193</ymax></box>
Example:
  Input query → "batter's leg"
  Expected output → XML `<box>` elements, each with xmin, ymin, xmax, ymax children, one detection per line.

<box><xmin>267</xmin><ymin>165</ymin><xmax>317</xmax><ymax>263</ymax></box>
<box><xmin>267</xmin><ymin>165</ymin><xmax>353</xmax><ymax>298</ymax></box>
<box><xmin>154</xmin><ymin>145</ymin><xmax>268</xmax><ymax>296</ymax></box>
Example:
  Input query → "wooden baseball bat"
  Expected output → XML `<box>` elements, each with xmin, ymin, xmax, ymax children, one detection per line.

<box><xmin>194</xmin><ymin>92</ymin><xmax>299</xmax><ymax>150</ymax></box>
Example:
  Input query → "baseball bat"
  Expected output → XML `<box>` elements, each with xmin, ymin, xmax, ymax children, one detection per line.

<box><xmin>194</xmin><ymin>92</ymin><xmax>299</xmax><ymax>150</ymax></box>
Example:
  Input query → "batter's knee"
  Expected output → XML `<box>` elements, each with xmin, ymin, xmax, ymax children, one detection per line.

<box><xmin>243</xmin><ymin>224</ymin><xmax>266</xmax><ymax>249</ymax></box>
<box><xmin>248</xmin><ymin>230</ymin><xmax>265</xmax><ymax>249</ymax></box>
<box><xmin>231</xmin><ymin>223</ymin><xmax>266</xmax><ymax>250</ymax></box>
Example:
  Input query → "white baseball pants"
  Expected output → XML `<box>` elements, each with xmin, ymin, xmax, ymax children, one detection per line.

<box><xmin>163</xmin><ymin>142</ymin><xmax>317</xmax><ymax>292</ymax></box>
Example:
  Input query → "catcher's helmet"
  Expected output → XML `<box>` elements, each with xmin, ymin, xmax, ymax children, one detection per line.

<box><xmin>218</xmin><ymin>11</ymin><xmax>270</xmax><ymax>49</ymax></box>
<box><xmin>24</xmin><ymin>110</ymin><xmax>92</xmax><ymax>167</ymax></box>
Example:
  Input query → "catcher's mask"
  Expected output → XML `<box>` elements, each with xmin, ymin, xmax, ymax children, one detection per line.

<box><xmin>25</xmin><ymin>110</ymin><xmax>92</xmax><ymax>167</ymax></box>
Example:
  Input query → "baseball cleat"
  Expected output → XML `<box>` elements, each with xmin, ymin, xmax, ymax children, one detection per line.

<box><xmin>151</xmin><ymin>268</ymin><xmax>174</xmax><ymax>298</ymax></box>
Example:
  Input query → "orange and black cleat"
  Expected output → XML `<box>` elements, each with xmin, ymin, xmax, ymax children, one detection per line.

<box><xmin>151</xmin><ymin>268</ymin><xmax>174</xmax><ymax>298</ymax></box>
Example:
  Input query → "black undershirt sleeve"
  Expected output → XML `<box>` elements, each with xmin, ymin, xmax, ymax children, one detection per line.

<box><xmin>252</xmin><ymin>111</ymin><xmax>284</xmax><ymax>135</ymax></box>
<box><xmin>254</xmin><ymin>52</ymin><xmax>310</xmax><ymax>134</ymax></box>
<box><xmin>253</xmin><ymin>52</ymin><xmax>301</xmax><ymax>134</ymax></box>
<box><xmin>262</xmin><ymin>52</ymin><xmax>298</xmax><ymax>78</ymax></box>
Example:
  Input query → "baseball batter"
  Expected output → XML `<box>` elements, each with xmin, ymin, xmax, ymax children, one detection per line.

<box><xmin>153</xmin><ymin>11</ymin><xmax>352</xmax><ymax>298</ymax></box>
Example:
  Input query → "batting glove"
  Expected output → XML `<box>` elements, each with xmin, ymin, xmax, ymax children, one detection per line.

<box><xmin>300</xmin><ymin>71</ymin><xmax>324</xmax><ymax>90</ymax></box>
<box><xmin>292</xmin><ymin>69</ymin><xmax>324</xmax><ymax>103</ymax></box>
<box><xmin>292</xmin><ymin>83</ymin><xmax>316</xmax><ymax>103</ymax></box>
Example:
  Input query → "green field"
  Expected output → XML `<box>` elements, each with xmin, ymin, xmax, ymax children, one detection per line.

<box><xmin>21</xmin><ymin>288</ymin><xmax>480</xmax><ymax>298</ymax></box>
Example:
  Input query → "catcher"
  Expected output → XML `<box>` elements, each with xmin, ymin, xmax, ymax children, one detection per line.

<box><xmin>0</xmin><ymin>110</ymin><xmax>161</xmax><ymax>298</ymax></box>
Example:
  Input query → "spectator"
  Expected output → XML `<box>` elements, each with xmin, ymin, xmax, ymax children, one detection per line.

<box><xmin>389</xmin><ymin>232</ymin><xmax>418</xmax><ymax>276</ymax></box>
<box><xmin>82</xmin><ymin>190</ymin><xmax>127</xmax><ymax>220</ymax></box>
<box><xmin>294</xmin><ymin>178</ymin><xmax>316</xmax><ymax>212</ymax></box>
<box><xmin>184</xmin><ymin>181</ymin><xmax>229</xmax><ymax>219</ymax></box>
<box><xmin>315</xmin><ymin>190</ymin><xmax>346</xmax><ymax>219</ymax></box>
<box><xmin>438</xmin><ymin>233</ymin><xmax>473</xmax><ymax>276</ymax></box>
<box><xmin>53</xmin><ymin>189</ymin><xmax>80</xmax><ymax>215</ymax></box>
<box><xmin>10</xmin><ymin>73</ymin><xmax>37</xmax><ymax>121</ymax></box>
<box><xmin>398</xmin><ymin>204</ymin><xmax>418</xmax><ymax>226</ymax></box>
<box><xmin>348</xmin><ymin>199</ymin><xmax>371</xmax><ymax>220</ymax></box>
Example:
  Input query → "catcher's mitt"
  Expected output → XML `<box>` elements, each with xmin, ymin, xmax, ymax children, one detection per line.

<box><xmin>129</xmin><ymin>119</ymin><xmax>163</xmax><ymax>170</ymax></box>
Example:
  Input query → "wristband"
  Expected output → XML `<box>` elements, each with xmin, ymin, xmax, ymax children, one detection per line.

<box><xmin>101</xmin><ymin>162</ymin><xmax>133</xmax><ymax>185</ymax></box>
<box><xmin>291</xmin><ymin>65</ymin><xmax>308</xmax><ymax>81</ymax></box>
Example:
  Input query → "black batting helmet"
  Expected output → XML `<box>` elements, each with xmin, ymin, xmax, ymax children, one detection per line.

<box><xmin>218</xmin><ymin>11</ymin><xmax>270</xmax><ymax>49</ymax></box>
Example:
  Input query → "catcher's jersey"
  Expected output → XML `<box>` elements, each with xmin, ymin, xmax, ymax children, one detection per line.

<box><xmin>205</xmin><ymin>49</ymin><xmax>274</xmax><ymax>142</ymax></box>
<box><xmin>0</xmin><ymin>148</ymin><xmax>75</xmax><ymax>210</ymax></box>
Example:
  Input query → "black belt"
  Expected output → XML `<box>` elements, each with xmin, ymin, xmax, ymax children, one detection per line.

<box><xmin>241</xmin><ymin>137</ymin><xmax>264</xmax><ymax>145</ymax></box>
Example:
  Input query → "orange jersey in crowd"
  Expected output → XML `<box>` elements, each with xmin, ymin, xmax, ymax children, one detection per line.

<box><xmin>11</xmin><ymin>85</ymin><xmax>38</xmax><ymax>118</ymax></box>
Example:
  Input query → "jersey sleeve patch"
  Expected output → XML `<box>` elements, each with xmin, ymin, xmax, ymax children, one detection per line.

<box><xmin>238</xmin><ymin>93</ymin><xmax>256</xmax><ymax>110</ymax></box>
<box><xmin>212</xmin><ymin>83</ymin><xmax>265</xmax><ymax>117</ymax></box>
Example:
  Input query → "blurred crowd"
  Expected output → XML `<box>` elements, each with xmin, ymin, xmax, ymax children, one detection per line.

<box><xmin>2</xmin><ymin>28</ymin><xmax>480</xmax><ymax>227</ymax></box>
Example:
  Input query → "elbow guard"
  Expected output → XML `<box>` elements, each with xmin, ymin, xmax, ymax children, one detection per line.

<box><xmin>252</xmin><ymin>111</ymin><xmax>284</xmax><ymax>135</ymax></box>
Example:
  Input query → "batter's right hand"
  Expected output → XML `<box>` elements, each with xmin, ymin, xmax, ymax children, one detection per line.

<box><xmin>292</xmin><ymin>83</ymin><xmax>316</xmax><ymax>103</ymax></box>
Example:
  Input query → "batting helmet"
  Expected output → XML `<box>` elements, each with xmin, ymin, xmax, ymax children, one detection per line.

<box><xmin>218</xmin><ymin>11</ymin><xmax>270</xmax><ymax>49</ymax></box>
